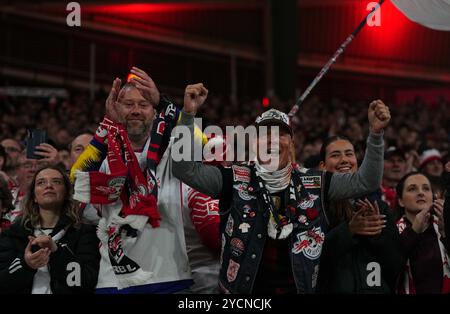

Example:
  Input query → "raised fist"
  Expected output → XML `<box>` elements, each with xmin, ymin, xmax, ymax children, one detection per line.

<box><xmin>368</xmin><ymin>100</ymin><xmax>391</xmax><ymax>134</ymax></box>
<box><xmin>183</xmin><ymin>83</ymin><xmax>208</xmax><ymax>116</ymax></box>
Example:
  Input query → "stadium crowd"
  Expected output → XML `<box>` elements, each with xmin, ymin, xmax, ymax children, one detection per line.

<box><xmin>0</xmin><ymin>68</ymin><xmax>449</xmax><ymax>294</ymax></box>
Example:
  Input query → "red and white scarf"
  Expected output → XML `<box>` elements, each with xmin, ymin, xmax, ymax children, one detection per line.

<box><xmin>74</xmin><ymin>117</ymin><xmax>160</xmax><ymax>225</ymax></box>
<box><xmin>74</xmin><ymin>116</ymin><xmax>168</xmax><ymax>288</ymax></box>
<box><xmin>396</xmin><ymin>215</ymin><xmax>450</xmax><ymax>294</ymax></box>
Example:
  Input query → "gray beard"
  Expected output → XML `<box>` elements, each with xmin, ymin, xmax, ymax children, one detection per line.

<box><xmin>127</xmin><ymin>132</ymin><xmax>147</xmax><ymax>144</ymax></box>
<box><xmin>126</xmin><ymin>122</ymin><xmax>152</xmax><ymax>145</ymax></box>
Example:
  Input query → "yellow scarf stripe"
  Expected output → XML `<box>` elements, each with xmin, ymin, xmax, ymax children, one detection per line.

<box><xmin>194</xmin><ymin>125</ymin><xmax>209</xmax><ymax>146</ymax></box>
<box><xmin>177</xmin><ymin>111</ymin><xmax>208</xmax><ymax>145</ymax></box>
<box><xmin>69</xmin><ymin>144</ymin><xmax>103</xmax><ymax>183</ymax></box>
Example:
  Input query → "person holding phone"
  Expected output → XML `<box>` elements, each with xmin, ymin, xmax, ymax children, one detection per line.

<box><xmin>395</xmin><ymin>172</ymin><xmax>450</xmax><ymax>294</ymax></box>
<box><xmin>6</xmin><ymin>133</ymin><xmax>64</xmax><ymax>225</ymax></box>
<box><xmin>0</xmin><ymin>165</ymin><xmax>100</xmax><ymax>293</ymax></box>
<box><xmin>26</xmin><ymin>129</ymin><xmax>61</xmax><ymax>165</ymax></box>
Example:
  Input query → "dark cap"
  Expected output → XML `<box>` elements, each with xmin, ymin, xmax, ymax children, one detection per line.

<box><xmin>384</xmin><ymin>146</ymin><xmax>406</xmax><ymax>160</ymax></box>
<box><xmin>255</xmin><ymin>109</ymin><xmax>293</xmax><ymax>136</ymax></box>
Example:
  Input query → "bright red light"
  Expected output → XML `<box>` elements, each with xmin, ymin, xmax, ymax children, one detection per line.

<box><xmin>84</xmin><ymin>3</ymin><xmax>196</xmax><ymax>14</ymax></box>
<box><xmin>262</xmin><ymin>97</ymin><xmax>270</xmax><ymax>107</ymax></box>
<box><xmin>354</xmin><ymin>1</ymin><xmax>412</xmax><ymax>58</ymax></box>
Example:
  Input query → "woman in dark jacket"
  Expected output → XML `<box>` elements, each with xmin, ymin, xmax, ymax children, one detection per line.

<box><xmin>317</xmin><ymin>136</ymin><xmax>403</xmax><ymax>293</ymax></box>
<box><xmin>395</xmin><ymin>171</ymin><xmax>450</xmax><ymax>294</ymax></box>
<box><xmin>0</xmin><ymin>165</ymin><xmax>100</xmax><ymax>294</ymax></box>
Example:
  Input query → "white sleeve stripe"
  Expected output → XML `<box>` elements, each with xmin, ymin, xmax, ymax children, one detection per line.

<box><xmin>9</xmin><ymin>265</ymin><xmax>22</xmax><ymax>274</ymax></box>
<box><xmin>187</xmin><ymin>189</ymin><xmax>198</xmax><ymax>198</ymax></box>
<box><xmin>189</xmin><ymin>199</ymin><xmax>219</xmax><ymax>208</ymax></box>
<box><xmin>9</xmin><ymin>258</ymin><xmax>21</xmax><ymax>269</ymax></box>
<box><xmin>192</xmin><ymin>212</ymin><xmax>220</xmax><ymax>219</ymax></box>
<box><xmin>190</xmin><ymin>204</ymin><xmax>208</xmax><ymax>210</ymax></box>
<box><xmin>191</xmin><ymin>196</ymin><xmax>212</xmax><ymax>202</ymax></box>
<box><xmin>192</xmin><ymin>213</ymin><xmax>209</xmax><ymax>219</ymax></box>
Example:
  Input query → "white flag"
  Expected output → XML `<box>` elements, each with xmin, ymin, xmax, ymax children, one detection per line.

<box><xmin>392</xmin><ymin>0</ymin><xmax>450</xmax><ymax>31</ymax></box>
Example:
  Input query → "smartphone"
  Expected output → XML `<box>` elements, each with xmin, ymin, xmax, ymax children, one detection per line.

<box><xmin>31</xmin><ymin>244</ymin><xmax>41</xmax><ymax>253</ymax></box>
<box><xmin>26</xmin><ymin>129</ymin><xmax>48</xmax><ymax>159</ymax></box>
<box><xmin>430</xmin><ymin>193</ymin><xmax>437</xmax><ymax>216</ymax></box>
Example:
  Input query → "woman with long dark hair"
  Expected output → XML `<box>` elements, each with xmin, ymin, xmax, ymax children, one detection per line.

<box><xmin>317</xmin><ymin>136</ymin><xmax>402</xmax><ymax>293</ymax></box>
<box><xmin>0</xmin><ymin>165</ymin><xmax>100</xmax><ymax>293</ymax></box>
<box><xmin>395</xmin><ymin>171</ymin><xmax>450</xmax><ymax>293</ymax></box>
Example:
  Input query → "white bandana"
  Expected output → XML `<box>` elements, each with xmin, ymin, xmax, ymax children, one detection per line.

<box><xmin>255</xmin><ymin>161</ymin><xmax>292</xmax><ymax>193</ymax></box>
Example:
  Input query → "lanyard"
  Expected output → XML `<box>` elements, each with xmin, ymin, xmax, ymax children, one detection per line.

<box><xmin>255</xmin><ymin>167</ymin><xmax>306</xmax><ymax>230</ymax></box>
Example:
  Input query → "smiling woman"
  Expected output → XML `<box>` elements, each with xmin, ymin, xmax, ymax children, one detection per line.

<box><xmin>0</xmin><ymin>165</ymin><xmax>100</xmax><ymax>294</ymax></box>
<box><xmin>316</xmin><ymin>135</ymin><xmax>402</xmax><ymax>294</ymax></box>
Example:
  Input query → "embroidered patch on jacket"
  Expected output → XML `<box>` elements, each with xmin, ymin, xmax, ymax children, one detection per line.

<box><xmin>291</xmin><ymin>227</ymin><xmax>324</xmax><ymax>260</ymax></box>
<box><xmin>227</xmin><ymin>259</ymin><xmax>240</xmax><ymax>283</ymax></box>
<box><xmin>301</xmin><ymin>176</ymin><xmax>321</xmax><ymax>189</ymax></box>
<box><xmin>242</xmin><ymin>205</ymin><xmax>252</xmax><ymax>214</ymax></box>
<box><xmin>232</xmin><ymin>166</ymin><xmax>251</xmax><ymax>183</ymax></box>
<box><xmin>225</xmin><ymin>215</ymin><xmax>234</xmax><ymax>237</ymax></box>
<box><xmin>233</xmin><ymin>182</ymin><xmax>256</xmax><ymax>201</ymax></box>
<box><xmin>230</xmin><ymin>237</ymin><xmax>245</xmax><ymax>257</ymax></box>
<box><xmin>299</xmin><ymin>193</ymin><xmax>319</xmax><ymax>210</ymax></box>
<box><xmin>238</xmin><ymin>223</ymin><xmax>251</xmax><ymax>233</ymax></box>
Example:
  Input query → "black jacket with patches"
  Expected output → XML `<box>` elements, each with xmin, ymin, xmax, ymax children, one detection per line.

<box><xmin>217</xmin><ymin>165</ymin><xmax>330</xmax><ymax>294</ymax></box>
<box><xmin>0</xmin><ymin>216</ymin><xmax>100</xmax><ymax>294</ymax></box>
<box><xmin>317</xmin><ymin>197</ymin><xmax>403</xmax><ymax>294</ymax></box>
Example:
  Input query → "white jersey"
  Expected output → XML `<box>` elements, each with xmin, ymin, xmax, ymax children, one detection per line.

<box><xmin>94</xmin><ymin>138</ymin><xmax>192</xmax><ymax>290</ymax></box>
